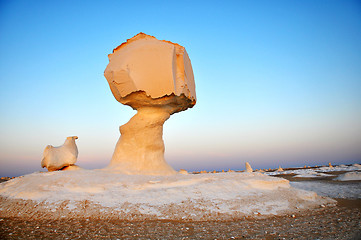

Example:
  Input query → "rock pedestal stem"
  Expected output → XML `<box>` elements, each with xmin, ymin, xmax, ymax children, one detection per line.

<box><xmin>109</xmin><ymin>106</ymin><xmax>176</xmax><ymax>175</ymax></box>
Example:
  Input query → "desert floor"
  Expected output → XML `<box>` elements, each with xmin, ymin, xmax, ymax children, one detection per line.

<box><xmin>0</xmin><ymin>201</ymin><xmax>360</xmax><ymax>239</ymax></box>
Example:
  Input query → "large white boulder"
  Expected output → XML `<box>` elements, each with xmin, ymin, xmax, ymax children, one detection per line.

<box><xmin>104</xmin><ymin>32</ymin><xmax>196</xmax><ymax>104</ymax></box>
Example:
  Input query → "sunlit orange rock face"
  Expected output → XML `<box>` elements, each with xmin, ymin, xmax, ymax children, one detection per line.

<box><xmin>104</xmin><ymin>33</ymin><xmax>196</xmax><ymax>175</ymax></box>
<box><xmin>104</xmin><ymin>32</ymin><xmax>196</xmax><ymax>114</ymax></box>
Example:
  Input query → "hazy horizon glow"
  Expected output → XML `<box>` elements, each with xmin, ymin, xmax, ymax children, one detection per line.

<box><xmin>1</xmin><ymin>0</ymin><xmax>361</xmax><ymax>177</ymax></box>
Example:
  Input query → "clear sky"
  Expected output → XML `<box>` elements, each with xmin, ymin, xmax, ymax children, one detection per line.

<box><xmin>1</xmin><ymin>0</ymin><xmax>360</xmax><ymax>176</ymax></box>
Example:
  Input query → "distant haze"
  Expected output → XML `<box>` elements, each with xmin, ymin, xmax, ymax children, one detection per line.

<box><xmin>1</xmin><ymin>1</ymin><xmax>360</xmax><ymax>177</ymax></box>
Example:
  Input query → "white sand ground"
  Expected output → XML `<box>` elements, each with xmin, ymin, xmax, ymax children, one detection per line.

<box><xmin>290</xmin><ymin>181</ymin><xmax>361</xmax><ymax>199</ymax></box>
<box><xmin>265</xmin><ymin>163</ymin><xmax>361</xmax><ymax>178</ymax></box>
<box><xmin>0</xmin><ymin>170</ymin><xmax>334</xmax><ymax>220</ymax></box>
<box><xmin>267</xmin><ymin>164</ymin><xmax>361</xmax><ymax>200</ymax></box>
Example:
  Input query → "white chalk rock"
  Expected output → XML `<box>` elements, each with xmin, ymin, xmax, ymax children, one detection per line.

<box><xmin>104</xmin><ymin>33</ymin><xmax>196</xmax><ymax>175</ymax></box>
<box><xmin>245</xmin><ymin>162</ymin><xmax>253</xmax><ymax>173</ymax></box>
<box><xmin>335</xmin><ymin>171</ymin><xmax>361</xmax><ymax>181</ymax></box>
<box><xmin>41</xmin><ymin>136</ymin><xmax>78</xmax><ymax>171</ymax></box>
<box><xmin>104</xmin><ymin>33</ymin><xmax>196</xmax><ymax>106</ymax></box>
<box><xmin>352</xmin><ymin>163</ymin><xmax>361</xmax><ymax>169</ymax></box>
<box><xmin>179</xmin><ymin>169</ymin><xmax>189</xmax><ymax>175</ymax></box>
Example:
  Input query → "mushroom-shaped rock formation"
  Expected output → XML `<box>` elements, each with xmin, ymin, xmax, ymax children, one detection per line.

<box><xmin>41</xmin><ymin>136</ymin><xmax>79</xmax><ymax>171</ymax></box>
<box><xmin>104</xmin><ymin>33</ymin><xmax>196</xmax><ymax>175</ymax></box>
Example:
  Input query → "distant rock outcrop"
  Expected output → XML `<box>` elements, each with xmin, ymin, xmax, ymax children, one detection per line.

<box><xmin>179</xmin><ymin>169</ymin><xmax>188</xmax><ymax>175</ymax></box>
<box><xmin>245</xmin><ymin>162</ymin><xmax>253</xmax><ymax>173</ymax></box>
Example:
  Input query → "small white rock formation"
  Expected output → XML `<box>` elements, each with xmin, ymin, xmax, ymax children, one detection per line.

<box><xmin>277</xmin><ymin>166</ymin><xmax>284</xmax><ymax>172</ymax></box>
<box><xmin>104</xmin><ymin>33</ymin><xmax>196</xmax><ymax>175</ymax></box>
<box><xmin>328</xmin><ymin>162</ymin><xmax>333</xmax><ymax>168</ymax></box>
<box><xmin>352</xmin><ymin>163</ymin><xmax>361</xmax><ymax>169</ymax></box>
<box><xmin>179</xmin><ymin>169</ymin><xmax>189</xmax><ymax>175</ymax></box>
<box><xmin>245</xmin><ymin>162</ymin><xmax>253</xmax><ymax>173</ymax></box>
<box><xmin>41</xmin><ymin>136</ymin><xmax>79</xmax><ymax>171</ymax></box>
<box><xmin>335</xmin><ymin>171</ymin><xmax>361</xmax><ymax>181</ymax></box>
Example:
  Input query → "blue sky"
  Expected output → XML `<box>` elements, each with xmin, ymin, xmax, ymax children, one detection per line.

<box><xmin>1</xmin><ymin>0</ymin><xmax>361</xmax><ymax>176</ymax></box>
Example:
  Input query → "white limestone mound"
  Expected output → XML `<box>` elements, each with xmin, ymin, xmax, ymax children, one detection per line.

<box><xmin>352</xmin><ymin>163</ymin><xmax>361</xmax><ymax>169</ymax></box>
<box><xmin>0</xmin><ymin>171</ymin><xmax>335</xmax><ymax>220</ymax></box>
<box><xmin>104</xmin><ymin>33</ymin><xmax>196</xmax><ymax>176</ymax></box>
<box><xmin>245</xmin><ymin>162</ymin><xmax>253</xmax><ymax>173</ymax></box>
<box><xmin>335</xmin><ymin>171</ymin><xmax>361</xmax><ymax>181</ymax></box>
<box><xmin>41</xmin><ymin>136</ymin><xmax>78</xmax><ymax>171</ymax></box>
